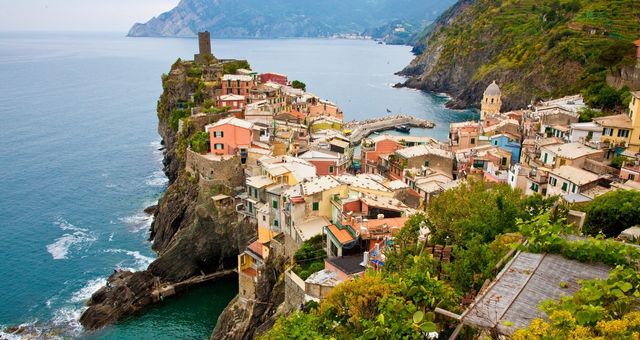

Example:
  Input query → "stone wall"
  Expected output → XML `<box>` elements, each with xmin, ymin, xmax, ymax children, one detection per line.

<box><xmin>284</xmin><ymin>270</ymin><xmax>306</xmax><ymax>313</ymax></box>
<box><xmin>186</xmin><ymin>149</ymin><xmax>244</xmax><ymax>185</ymax></box>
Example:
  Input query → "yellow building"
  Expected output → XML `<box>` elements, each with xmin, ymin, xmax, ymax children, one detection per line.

<box><xmin>593</xmin><ymin>114</ymin><xmax>634</xmax><ymax>154</ymax></box>
<box><xmin>629</xmin><ymin>91</ymin><xmax>640</xmax><ymax>152</ymax></box>
<box><xmin>481</xmin><ymin>81</ymin><xmax>502</xmax><ymax>121</ymax></box>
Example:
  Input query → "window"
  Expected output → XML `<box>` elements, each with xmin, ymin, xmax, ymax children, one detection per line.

<box><xmin>312</xmin><ymin>202</ymin><xmax>319</xmax><ymax>211</ymax></box>
<box><xmin>329</xmin><ymin>165</ymin><xmax>335</xmax><ymax>173</ymax></box>
<box><xmin>501</xmin><ymin>157</ymin><xmax>507</xmax><ymax>166</ymax></box>
<box><xmin>494</xmin><ymin>140</ymin><xmax>498</xmax><ymax>146</ymax></box>
<box><xmin>272</xmin><ymin>200</ymin><xmax>278</xmax><ymax>209</ymax></box>
<box><xmin>214</xmin><ymin>131</ymin><xmax>224</xmax><ymax>138</ymax></box>
<box><xmin>550</xmin><ymin>177</ymin><xmax>557</xmax><ymax>186</ymax></box>
<box><xmin>543</xmin><ymin>153</ymin><xmax>548</xmax><ymax>163</ymax></box>
<box><xmin>274</xmin><ymin>220</ymin><xmax>279</xmax><ymax>227</ymax></box>
<box><xmin>470</xmin><ymin>138</ymin><xmax>476</xmax><ymax>145</ymax></box>
<box><xmin>603</xmin><ymin>128</ymin><xmax>614</xmax><ymax>136</ymax></box>
<box><xmin>618</xmin><ymin>129</ymin><xmax>630</xmax><ymax>138</ymax></box>
<box><xmin>630</xmin><ymin>174</ymin><xmax>636</xmax><ymax>181</ymax></box>
<box><xmin>424</xmin><ymin>161</ymin><xmax>430</xmax><ymax>167</ymax></box>
<box><xmin>214</xmin><ymin>143</ymin><xmax>224</xmax><ymax>150</ymax></box>
<box><xmin>572</xmin><ymin>184</ymin><xmax>577</xmax><ymax>193</ymax></box>
<box><xmin>262</xmin><ymin>215</ymin><xmax>266</xmax><ymax>221</ymax></box>
<box><xmin>530</xmin><ymin>183</ymin><xmax>539</xmax><ymax>192</ymax></box>
<box><xmin>561</xmin><ymin>182</ymin><xmax>568</xmax><ymax>192</ymax></box>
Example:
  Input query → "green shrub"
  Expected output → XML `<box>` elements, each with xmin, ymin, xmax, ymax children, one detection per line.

<box><xmin>169</xmin><ymin>109</ymin><xmax>189</xmax><ymax>131</ymax></box>
<box><xmin>190</xmin><ymin>131</ymin><xmax>210</xmax><ymax>154</ymax></box>
<box><xmin>583</xmin><ymin>190</ymin><xmax>640</xmax><ymax>238</ymax></box>
<box><xmin>223</xmin><ymin>60</ymin><xmax>251</xmax><ymax>74</ymax></box>
<box><xmin>291</xmin><ymin>80</ymin><xmax>306</xmax><ymax>91</ymax></box>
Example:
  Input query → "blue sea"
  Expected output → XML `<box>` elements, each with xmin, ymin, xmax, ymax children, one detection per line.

<box><xmin>0</xmin><ymin>32</ymin><xmax>476</xmax><ymax>339</ymax></box>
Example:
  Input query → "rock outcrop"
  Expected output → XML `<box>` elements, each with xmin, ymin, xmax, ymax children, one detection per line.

<box><xmin>80</xmin><ymin>59</ymin><xmax>255</xmax><ymax>331</ymax></box>
<box><xmin>211</xmin><ymin>256</ymin><xmax>287</xmax><ymax>340</ymax></box>
<box><xmin>400</xmin><ymin>0</ymin><xmax>640</xmax><ymax>110</ymax></box>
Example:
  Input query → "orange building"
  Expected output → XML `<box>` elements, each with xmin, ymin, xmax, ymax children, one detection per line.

<box><xmin>222</xmin><ymin>74</ymin><xmax>254</xmax><ymax>96</ymax></box>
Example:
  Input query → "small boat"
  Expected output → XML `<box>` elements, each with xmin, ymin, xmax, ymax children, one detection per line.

<box><xmin>395</xmin><ymin>125</ymin><xmax>411</xmax><ymax>133</ymax></box>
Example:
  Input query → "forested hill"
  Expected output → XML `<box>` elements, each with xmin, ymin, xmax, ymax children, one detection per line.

<box><xmin>128</xmin><ymin>0</ymin><xmax>455</xmax><ymax>39</ymax></box>
<box><xmin>401</xmin><ymin>0</ymin><xmax>640</xmax><ymax>111</ymax></box>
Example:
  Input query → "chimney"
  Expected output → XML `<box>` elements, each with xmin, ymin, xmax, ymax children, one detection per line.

<box><xmin>360</xmin><ymin>251</ymin><xmax>369</xmax><ymax>267</ymax></box>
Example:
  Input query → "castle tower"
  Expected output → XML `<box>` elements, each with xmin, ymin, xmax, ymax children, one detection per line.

<box><xmin>481</xmin><ymin>80</ymin><xmax>502</xmax><ymax>121</ymax></box>
<box><xmin>195</xmin><ymin>31</ymin><xmax>214</xmax><ymax>64</ymax></box>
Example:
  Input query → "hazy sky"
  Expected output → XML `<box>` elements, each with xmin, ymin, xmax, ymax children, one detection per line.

<box><xmin>0</xmin><ymin>0</ymin><xmax>178</xmax><ymax>32</ymax></box>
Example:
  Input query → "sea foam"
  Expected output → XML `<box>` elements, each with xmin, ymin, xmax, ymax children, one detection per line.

<box><xmin>46</xmin><ymin>218</ymin><xmax>97</xmax><ymax>260</ymax></box>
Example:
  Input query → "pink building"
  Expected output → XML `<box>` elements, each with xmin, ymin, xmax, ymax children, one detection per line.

<box><xmin>621</xmin><ymin>163</ymin><xmax>640</xmax><ymax>182</ymax></box>
<box><xmin>449</xmin><ymin>121</ymin><xmax>482</xmax><ymax>150</ymax></box>
<box><xmin>299</xmin><ymin>149</ymin><xmax>348</xmax><ymax>176</ymax></box>
<box><xmin>206</xmin><ymin>117</ymin><xmax>254</xmax><ymax>156</ymax></box>
<box><xmin>361</xmin><ymin>136</ymin><xmax>402</xmax><ymax>174</ymax></box>
<box><xmin>259</xmin><ymin>72</ymin><xmax>288</xmax><ymax>86</ymax></box>
<box><xmin>222</xmin><ymin>74</ymin><xmax>254</xmax><ymax>96</ymax></box>
<box><xmin>218</xmin><ymin>94</ymin><xmax>246</xmax><ymax>110</ymax></box>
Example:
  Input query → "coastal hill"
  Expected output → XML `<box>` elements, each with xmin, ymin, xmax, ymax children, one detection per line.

<box><xmin>400</xmin><ymin>0</ymin><xmax>640</xmax><ymax>110</ymax></box>
<box><xmin>127</xmin><ymin>0</ymin><xmax>455</xmax><ymax>41</ymax></box>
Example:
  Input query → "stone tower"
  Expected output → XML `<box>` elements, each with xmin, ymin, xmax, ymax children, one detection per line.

<box><xmin>481</xmin><ymin>80</ymin><xmax>502</xmax><ymax>121</ymax></box>
<box><xmin>195</xmin><ymin>31</ymin><xmax>214</xmax><ymax>64</ymax></box>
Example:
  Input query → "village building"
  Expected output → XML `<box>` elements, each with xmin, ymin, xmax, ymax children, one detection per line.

<box><xmin>620</xmin><ymin>161</ymin><xmax>640</xmax><ymax>182</ymax></box>
<box><xmin>206</xmin><ymin>117</ymin><xmax>254</xmax><ymax>159</ymax></box>
<box><xmin>259</xmin><ymin>72</ymin><xmax>288</xmax><ymax>86</ymax></box>
<box><xmin>388</xmin><ymin>144</ymin><xmax>455</xmax><ymax>180</ymax></box>
<box><xmin>546</xmin><ymin>165</ymin><xmax>601</xmax><ymax>198</ymax></box>
<box><xmin>628</xmin><ymin>91</ymin><xmax>640</xmax><ymax>152</ymax></box>
<box><xmin>568</xmin><ymin>121</ymin><xmax>602</xmax><ymax>145</ymax></box>
<box><xmin>298</xmin><ymin>149</ymin><xmax>349</xmax><ymax>176</ymax></box>
<box><xmin>222</xmin><ymin>74</ymin><xmax>254</xmax><ymax>96</ymax></box>
<box><xmin>449</xmin><ymin>121</ymin><xmax>483</xmax><ymax>150</ymax></box>
<box><xmin>539</xmin><ymin>142</ymin><xmax>603</xmax><ymax>169</ymax></box>
<box><xmin>217</xmin><ymin>94</ymin><xmax>246</xmax><ymax>110</ymax></box>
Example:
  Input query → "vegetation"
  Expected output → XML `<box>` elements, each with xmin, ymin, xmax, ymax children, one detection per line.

<box><xmin>611</xmin><ymin>155</ymin><xmax>631</xmax><ymax>169</ymax></box>
<box><xmin>223</xmin><ymin>60</ymin><xmax>251</xmax><ymax>75</ymax></box>
<box><xmin>292</xmin><ymin>235</ymin><xmax>326</xmax><ymax>280</ymax></box>
<box><xmin>169</xmin><ymin>109</ymin><xmax>190</xmax><ymax>131</ymax></box>
<box><xmin>291</xmin><ymin>80</ymin><xmax>306</xmax><ymax>91</ymax></box>
<box><xmin>420</xmin><ymin>0</ymin><xmax>640</xmax><ymax>108</ymax></box>
<box><xmin>581</xmin><ymin>190</ymin><xmax>640</xmax><ymax>238</ymax></box>
<box><xmin>189</xmin><ymin>131</ymin><xmax>210</xmax><ymax>154</ymax></box>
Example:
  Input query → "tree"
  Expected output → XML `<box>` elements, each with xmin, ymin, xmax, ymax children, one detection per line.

<box><xmin>583</xmin><ymin>190</ymin><xmax>640</xmax><ymax>237</ymax></box>
<box><xmin>291</xmin><ymin>80</ymin><xmax>306</xmax><ymax>91</ymax></box>
<box><xmin>189</xmin><ymin>131</ymin><xmax>210</xmax><ymax>154</ymax></box>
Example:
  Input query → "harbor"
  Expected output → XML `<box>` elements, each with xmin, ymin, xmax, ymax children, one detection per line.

<box><xmin>345</xmin><ymin>114</ymin><xmax>435</xmax><ymax>144</ymax></box>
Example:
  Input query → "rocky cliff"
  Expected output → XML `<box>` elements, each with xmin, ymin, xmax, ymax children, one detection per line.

<box><xmin>127</xmin><ymin>0</ymin><xmax>455</xmax><ymax>39</ymax></box>
<box><xmin>211</xmin><ymin>256</ymin><xmax>287</xmax><ymax>340</ymax></box>
<box><xmin>400</xmin><ymin>0</ymin><xmax>640</xmax><ymax>110</ymax></box>
<box><xmin>80</xmin><ymin>59</ymin><xmax>255</xmax><ymax>331</ymax></box>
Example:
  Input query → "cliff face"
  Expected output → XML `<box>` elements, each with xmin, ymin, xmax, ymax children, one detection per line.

<box><xmin>80</xmin><ymin>60</ymin><xmax>255</xmax><ymax>331</ymax></box>
<box><xmin>127</xmin><ymin>0</ymin><xmax>455</xmax><ymax>39</ymax></box>
<box><xmin>400</xmin><ymin>0</ymin><xmax>640</xmax><ymax>110</ymax></box>
<box><xmin>212</xmin><ymin>256</ymin><xmax>286</xmax><ymax>340</ymax></box>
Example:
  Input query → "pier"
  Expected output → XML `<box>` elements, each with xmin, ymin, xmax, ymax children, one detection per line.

<box><xmin>151</xmin><ymin>269</ymin><xmax>235</xmax><ymax>302</ymax></box>
<box><xmin>345</xmin><ymin>115</ymin><xmax>435</xmax><ymax>144</ymax></box>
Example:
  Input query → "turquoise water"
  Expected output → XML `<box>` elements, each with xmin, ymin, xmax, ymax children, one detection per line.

<box><xmin>0</xmin><ymin>32</ymin><xmax>475</xmax><ymax>339</ymax></box>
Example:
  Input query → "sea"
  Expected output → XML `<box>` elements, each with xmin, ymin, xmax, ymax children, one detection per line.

<box><xmin>0</xmin><ymin>32</ymin><xmax>476</xmax><ymax>339</ymax></box>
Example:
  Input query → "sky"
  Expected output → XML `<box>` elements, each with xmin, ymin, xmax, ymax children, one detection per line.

<box><xmin>0</xmin><ymin>0</ymin><xmax>178</xmax><ymax>32</ymax></box>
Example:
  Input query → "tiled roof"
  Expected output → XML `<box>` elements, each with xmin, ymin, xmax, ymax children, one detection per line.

<box><xmin>327</xmin><ymin>225</ymin><xmax>356</xmax><ymax>245</ymax></box>
<box><xmin>247</xmin><ymin>241</ymin><xmax>264</xmax><ymax>259</ymax></box>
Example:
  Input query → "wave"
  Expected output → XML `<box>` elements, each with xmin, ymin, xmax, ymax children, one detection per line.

<box><xmin>70</xmin><ymin>277</ymin><xmax>107</xmax><ymax>303</ymax></box>
<box><xmin>145</xmin><ymin>170</ymin><xmax>168</xmax><ymax>187</ymax></box>
<box><xmin>105</xmin><ymin>249</ymin><xmax>155</xmax><ymax>271</ymax></box>
<box><xmin>46</xmin><ymin>218</ymin><xmax>97</xmax><ymax>260</ymax></box>
<box><xmin>0</xmin><ymin>320</ymin><xmax>49</xmax><ymax>340</ymax></box>
<box><xmin>51</xmin><ymin>306</ymin><xmax>84</xmax><ymax>335</ymax></box>
<box><xmin>119</xmin><ymin>212</ymin><xmax>154</xmax><ymax>233</ymax></box>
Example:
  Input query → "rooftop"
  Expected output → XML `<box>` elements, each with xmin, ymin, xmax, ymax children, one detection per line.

<box><xmin>222</xmin><ymin>74</ymin><xmax>253</xmax><ymax>82</ymax></box>
<box><xmin>298</xmin><ymin>149</ymin><xmax>342</xmax><ymax>161</ymax></box>
<box><xmin>294</xmin><ymin>216</ymin><xmax>331</xmax><ymax>241</ymax></box>
<box><xmin>206</xmin><ymin>117</ymin><xmax>254</xmax><ymax>130</ymax></box>
<box><xmin>219</xmin><ymin>94</ymin><xmax>245</xmax><ymax>101</ymax></box>
<box><xmin>462</xmin><ymin>252</ymin><xmax>610</xmax><ymax>336</ymax></box>
<box><xmin>301</xmin><ymin>176</ymin><xmax>342</xmax><ymax>196</ymax></box>
<box><xmin>541</xmin><ymin>142</ymin><xmax>600</xmax><ymax>159</ymax></box>
<box><xmin>326</xmin><ymin>255</ymin><xmax>366</xmax><ymax>276</ymax></box>
<box><xmin>334</xmin><ymin>174</ymin><xmax>391</xmax><ymax>193</ymax></box>
<box><xmin>326</xmin><ymin>225</ymin><xmax>356</xmax><ymax>245</ymax></box>
<box><xmin>360</xmin><ymin>195</ymin><xmax>412</xmax><ymax>214</ymax></box>
<box><xmin>246</xmin><ymin>175</ymin><xmax>273</xmax><ymax>189</ymax></box>
<box><xmin>305</xmin><ymin>269</ymin><xmax>341</xmax><ymax>287</ymax></box>
<box><xmin>593</xmin><ymin>114</ymin><xmax>633</xmax><ymax>129</ymax></box>
<box><xmin>551</xmin><ymin>165</ymin><xmax>600</xmax><ymax>185</ymax></box>
<box><xmin>537</xmin><ymin>94</ymin><xmax>585</xmax><ymax>114</ymax></box>
<box><xmin>396</xmin><ymin>144</ymin><xmax>454</xmax><ymax>159</ymax></box>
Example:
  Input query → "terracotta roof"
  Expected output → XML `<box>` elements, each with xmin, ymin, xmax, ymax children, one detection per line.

<box><xmin>242</xmin><ymin>267</ymin><xmax>257</xmax><ymax>277</ymax></box>
<box><xmin>247</xmin><ymin>241</ymin><xmax>263</xmax><ymax>259</ymax></box>
<box><xmin>327</xmin><ymin>225</ymin><xmax>355</xmax><ymax>245</ymax></box>
<box><xmin>364</xmin><ymin>217</ymin><xmax>408</xmax><ymax>229</ymax></box>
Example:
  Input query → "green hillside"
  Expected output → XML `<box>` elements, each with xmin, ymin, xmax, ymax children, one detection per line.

<box><xmin>402</xmin><ymin>0</ymin><xmax>640</xmax><ymax>110</ymax></box>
